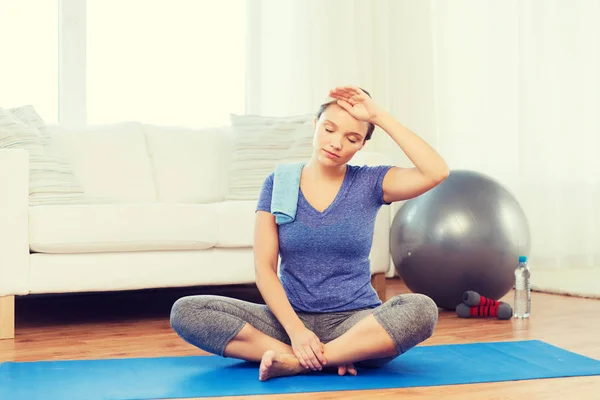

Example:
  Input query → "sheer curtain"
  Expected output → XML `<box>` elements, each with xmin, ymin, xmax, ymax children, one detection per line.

<box><xmin>429</xmin><ymin>0</ymin><xmax>600</xmax><ymax>296</ymax></box>
<box><xmin>245</xmin><ymin>0</ymin><xmax>399</xmax><ymax>153</ymax></box>
<box><xmin>246</xmin><ymin>0</ymin><xmax>600</xmax><ymax>296</ymax></box>
<box><xmin>245</xmin><ymin>0</ymin><xmax>438</xmax><ymax>157</ymax></box>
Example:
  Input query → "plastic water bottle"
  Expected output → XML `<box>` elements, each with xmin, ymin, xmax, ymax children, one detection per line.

<box><xmin>513</xmin><ymin>255</ymin><xmax>531</xmax><ymax>318</ymax></box>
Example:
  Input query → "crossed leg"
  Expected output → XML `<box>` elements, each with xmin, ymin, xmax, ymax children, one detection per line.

<box><xmin>259</xmin><ymin>293</ymin><xmax>439</xmax><ymax>380</ymax></box>
<box><xmin>170</xmin><ymin>293</ymin><xmax>438</xmax><ymax>381</ymax></box>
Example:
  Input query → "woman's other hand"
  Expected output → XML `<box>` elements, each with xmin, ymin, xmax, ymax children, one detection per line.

<box><xmin>288</xmin><ymin>327</ymin><xmax>327</xmax><ymax>371</ymax></box>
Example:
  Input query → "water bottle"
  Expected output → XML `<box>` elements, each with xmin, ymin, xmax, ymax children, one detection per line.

<box><xmin>513</xmin><ymin>255</ymin><xmax>531</xmax><ymax>318</ymax></box>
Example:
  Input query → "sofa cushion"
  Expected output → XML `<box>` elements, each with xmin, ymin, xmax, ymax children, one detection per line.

<box><xmin>29</xmin><ymin>204</ymin><xmax>219</xmax><ymax>253</ymax></box>
<box><xmin>28</xmin><ymin>248</ymin><xmax>258</xmax><ymax>294</ymax></box>
<box><xmin>213</xmin><ymin>200</ymin><xmax>258</xmax><ymax>247</ymax></box>
<box><xmin>144</xmin><ymin>124</ymin><xmax>233</xmax><ymax>203</ymax></box>
<box><xmin>47</xmin><ymin>123</ymin><xmax>157</xmax><ymax>204</ymax></box>
<box><xmin>225</xmin><ymin>113</ymin><xmax>314</xmax><ymax>201</ymax></box>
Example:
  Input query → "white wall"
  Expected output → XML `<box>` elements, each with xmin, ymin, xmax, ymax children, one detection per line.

<box><xmin>375</xmin><ymin>0</ymin><xmax>600</xmax><ymax>295</ymax></box>
<box><xmin>369</xmin><ymin>1</ymin><xmax>438</xmax><ymax>169</ymax></box>
<box><xmin>372</xmin><ymin>1</ymin><xmax>522</xmax><ymax>185</ymax></box>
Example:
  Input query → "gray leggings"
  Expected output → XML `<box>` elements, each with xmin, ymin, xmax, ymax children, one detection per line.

<box><xmin>170</xmin><ymin>293</ymin><xmax>438</xmax><ymax>368</ymax></box>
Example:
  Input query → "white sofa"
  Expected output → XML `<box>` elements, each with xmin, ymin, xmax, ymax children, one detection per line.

<box><xmin>0</xmin><ymin>122</ymin><xmax>394</xmax><ymax>340</ymax></box>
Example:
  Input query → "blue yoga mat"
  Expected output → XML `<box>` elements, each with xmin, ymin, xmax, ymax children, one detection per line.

<box><xmin>1</xmin><ymin>340</ymin><xmax>599</xmax><ymax>400</ymax></box>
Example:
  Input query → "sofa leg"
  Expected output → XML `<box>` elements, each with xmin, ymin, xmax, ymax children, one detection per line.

<box><xmin>371</xmin><ymin>273</ymin><xmax>387</xmax><ymax>302</ymax></box>
<box><xmin>0</xmin><ymin>295</ymin><xmax>15</xmax><ymax>340</ymax></box>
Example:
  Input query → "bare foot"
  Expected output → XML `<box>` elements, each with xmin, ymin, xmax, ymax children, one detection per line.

<box><xmin>259</xmin><ymin>350</ymin><xmax>306</xmax><ymax>381</ymax></box>
<box><xmin>338</xmin><ymin>363</ymin><xmax>358</xmax><ymax>376</ymax></box>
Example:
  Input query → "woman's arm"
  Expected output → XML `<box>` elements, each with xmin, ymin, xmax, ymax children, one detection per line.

<box><xmin>253</xmin><ymin>211</ymin><xmax>327</xmax><ymax>370</ymax></box>
<box><xmin>253</xmin><ymin>211</ymin><xmax>304</xmax><ymax>333</ymax></box>
<box><xmin>329</xmin><ymin>85</ymin><xmax>449</xmax><ymax>202</ymax></box>
<box><xmin>373</xmin><ymin>110</ymin><xmax>449</xmax><ymax>203</ymax></box>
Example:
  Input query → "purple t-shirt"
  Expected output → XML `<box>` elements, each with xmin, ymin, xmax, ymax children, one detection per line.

<box><xmin>256</xmin><ymin>164</ymin><xmax>393</xmax><ymax>313</ymax></box>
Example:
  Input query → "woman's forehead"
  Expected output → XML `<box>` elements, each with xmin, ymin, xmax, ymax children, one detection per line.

<box><xmin>322</xmin><ymin>104</ymin><xmax>368</xmax><ymax>131</ymax></box>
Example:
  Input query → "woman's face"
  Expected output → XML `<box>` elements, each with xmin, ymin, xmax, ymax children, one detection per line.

<box><xmin>312</xmin><ymin>103</ymin><xmax>369</xmax><ymax>166</ymax></box>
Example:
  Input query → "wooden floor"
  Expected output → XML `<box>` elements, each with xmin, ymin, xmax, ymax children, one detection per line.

<box><xmin>1</xmin><ymin>278</ymin><xmax>599</xmax><ymax>399</ymax></box>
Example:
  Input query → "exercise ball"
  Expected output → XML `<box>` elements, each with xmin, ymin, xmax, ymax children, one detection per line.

<box><xmin>390</xmin><ymin>170</ymin><xmax>531</xmax><ymax>310</ymax></box>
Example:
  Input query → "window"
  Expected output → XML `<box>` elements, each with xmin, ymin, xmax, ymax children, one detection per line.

<box><xmin>0</xmin><ymin>1</ymin><xmax>59</xmax><ymax>123</ymax></box>
<box><xmin>86</xmin><ymin>0</ymin><xmax>246</xmax><ymax>128</ymax></box>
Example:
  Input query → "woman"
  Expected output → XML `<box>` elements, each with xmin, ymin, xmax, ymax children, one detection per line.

<box><xmin>170</xmin><ymin>86</ymin><xmax>449</xmax><ymax>381</ymax></box>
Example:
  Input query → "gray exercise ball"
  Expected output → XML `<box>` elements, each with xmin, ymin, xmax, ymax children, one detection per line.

<box><xmin>390</xmin><ymin>170</ymin><xmax>531</xmax><ymax>310</ymax></box>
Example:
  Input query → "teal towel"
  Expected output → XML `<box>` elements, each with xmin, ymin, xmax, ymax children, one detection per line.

<box><xmin>271</xmin><ymin>162</ymin><xmax>304</xmax><ymax>225</ymax></box>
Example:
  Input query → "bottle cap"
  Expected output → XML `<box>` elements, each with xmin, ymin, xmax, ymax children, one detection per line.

<box><xmin>518</xmin><ymin>255</ymin><xmax>527</xmax><ymax>263</ymax></box>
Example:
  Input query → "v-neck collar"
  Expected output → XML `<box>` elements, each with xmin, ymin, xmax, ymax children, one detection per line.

<box><xmin>298</xmin><ymin>166</ymin><xmax>351</xmax><ymax>217</ymax></box>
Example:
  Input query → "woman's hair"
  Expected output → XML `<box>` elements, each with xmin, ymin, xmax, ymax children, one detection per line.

<box><xmin>315</xmin><ymin>87</ymin><xmax>375</xmax><ymax>142</ymax></box>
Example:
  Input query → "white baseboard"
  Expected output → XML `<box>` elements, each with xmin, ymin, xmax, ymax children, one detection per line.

<box><xmin>531</xmin><ymin>268</ymin><xmax>600</xmax><ymax>298</ymax></box>
<box><xmin>386</xmin><ymin>261</ymin><xmax>600</xmax><ymax>299</ymax></box>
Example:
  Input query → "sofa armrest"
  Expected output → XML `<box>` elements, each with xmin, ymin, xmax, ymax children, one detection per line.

<box><xmin>370</xmin><ymin>204</ymin><xmax>391</xmax><ymax>274</ymax></box>
<box><xmin>0</xmin><ymin>149</ymin><xmax>30</xmax><ymax>296</ymax></box>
